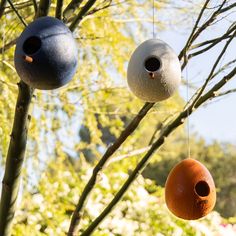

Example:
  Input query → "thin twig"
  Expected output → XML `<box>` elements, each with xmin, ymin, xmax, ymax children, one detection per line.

<box><xmin>69</xmin><ymin>0</ymin><xmax>98</xmax><ymax>31</ymax></box>
<box><xmin>188</xmin><ymin>25</ymin><xmax>236</xmax><ymax>59</ymax></box>
<box><xmin>179</xmin><ymin>0</ymin><xmax>228</xmax><ymax>69</ymax></box>
<box><xmin>6</xmin><ymin>0</ymin><xmax>27</xmax><ymax>27</ymax></box>
<box><xmin>211</xmin><ymin>59</ymin><xmax>236</xmax><ymax>79</ymax></box>
<box><xmin>31</xmin><ymin>0</ymin><xmax>38</xmax><ymax>13</ymax></box>
<box><xmin>178</xmin><ymin>0</ymin><xmax>211</xmax><ymax>61</ymax></box>
<box><xmin>63</xmin><ymin>0</ymin><xmax>83</xmax><ymax>22</ymax></box>
<box><xmin>67</xmin><ymin>102</ymin><xmax>154</xmax><ymax>236</ymax></box>
<box><xmin>4</xmin><ymin>2</ymin><xmax>33</xmax><ymax>15</ymax></box>
<box><xmin>80</xmin><ymin>66</ymin><xmax>236</xmax><ymax>236</ymax></box>
<box><xmin>0</xmin><ymin>38</ymin><xmax>17</xmax><ymax>54</ymax></box>
<box><xmin>219</xmin><ymin>2</ymin><xmax>236</xmax><ymax>14</ymax></box>
<box><xmin>215</xmin><ymin>88</ymin><xmax>236</xmax><ymax>98</ymax></box>
<box><xmin>86</xmin><ymin>0</ymin><xmax>112</xmax><ymax>15</ymax></box>
<box><xmin>106</xmin><ymin>145</ymin><xmax>152</xmax><ymax>166</ymax></box>
<box><xmin>189</xmin><ymin>22</ymin><xmax>235</xmax><ymax>50</ymax></box>
<box><xmin>187</xmin><ymin>30</ymin><xmax>236</xmax><ymax>111</ymax></box>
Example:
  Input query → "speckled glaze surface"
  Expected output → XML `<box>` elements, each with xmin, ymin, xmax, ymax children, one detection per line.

<box><xmin>127</xmin><ymin>39</ymin><xmax>181</xmax><ymax>102</ymax></box>
<box><xmin>14</xmin><ymin>16</ymin><xmax>78</xmax><ymax>90</ymax></box>
<box><xmin>165</xmin><ymin>158</ymin><xmax>216</xmax><ymax>220</ymax></box>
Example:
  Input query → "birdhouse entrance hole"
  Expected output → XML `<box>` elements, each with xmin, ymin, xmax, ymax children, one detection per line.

<box><xmin>23</xmin><ymin>36</ymin><xmax>41</xmax><ymax>55</ymax></box>
<box><xmin>195</xmin><ymin>181</ymin><xmax>210</xmax><ymax>197</ymax></box>
<box><xmin>144</xmin><ymin>57</ymin><xmax>161</xmax><ymax>72</ymax></box>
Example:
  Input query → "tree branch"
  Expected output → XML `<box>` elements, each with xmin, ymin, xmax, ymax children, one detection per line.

<box><xmin>189</xmin><ymin>22</ymin><xmax>236</xmax><ymax>50</ymax></box>
<box><xmin>63</xmin><ymin>0</ymin><xmax>83</xmax><ymax>22</ymax></box>
<box><xmin>80</xmin><ymin>66</ymin><xmax>236</xmax><ymax>236</ymax></box>
<box><xmin>3</xmin><ymin>1</ymin><xmax>33</xmax><ymax>15</ymax></box>
<box><xmin>179</xmin><ymin>0</ymin><xmax>229</xmax><ymax>69</ymax></box>
<box><xmin>69</xmin><ymin>0</ymin><xmax>98</xmax><ymax>31</ymax></box>
<box><xmin>187</xmin><ymin>29</ymin><xmax>235</xmax><ymax>110</ymax></box>
<box><xmin>6</xmin><ymin>0</ymin><xmax>27</xmax><ymax>27</ymax></box>
<box><xmin>36</xmin><ymin>0</ymin><xmax>51</xmax><ymax>18</ymax></box>
<box><xmin>55</xmin><ymin>0</ymin><xmax>63</xmax><ymax>19</ymax></box>
<box><xmin>67</xmin><ymin>102</ymin><xmax>154</xmax><ymax>236</ymax></box>
<box><xmin>106</xmin><ymin>145</ymin><xmax>152</xmax><ymax>166</ymax></box>
<box><xmin>0</xmin><ymin>0</ymin><xmax>7</xmax><ymax>19</ymax></box>
<box><xmin>211</xmin><ymin>59</ymin><xmax>236</xmax><ymax>79</ymax></box>
<box><xmin>0</xmin><ymin>81</ymin><xmax>34</xmax><ymax>236</ymax></box>
<box><xmin>219</xmin><ymin>2</ymin><xmax>236</xmax><ymax>14</ymax></box>
<box><xmin>178</xmin><ymin>0</ymin><xmax>211</xmax><ymax>61</ymax></box>
<box><xmin>0</xmin><ymin>38</ymin><xmax>17</xmax><ymax>55</ymax></box>
<box><xmin>188</xmin><ymin>25</ymin><xmax>236</xmax><ymax>59</ymax></box>
<box><xmin>31</xmin><ymin>0</ymin><xmax>38</xmax><ymax>13</ymax></box>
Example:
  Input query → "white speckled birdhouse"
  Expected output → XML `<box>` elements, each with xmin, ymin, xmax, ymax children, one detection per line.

<box><xmin>127</xmin><ymin>39</ymin><xmax>181</xmax><ymax>102</ymax></box>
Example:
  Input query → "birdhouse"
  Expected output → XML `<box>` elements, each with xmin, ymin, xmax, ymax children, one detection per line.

<box><xmin>14</xmin><ymin>16</ymin><xmax>78</xmax><ymax>90</ymax></box>
<box><xmin>165</xmin><ymin>158</ymin><xmax>216</xmax><ymax>220</ymax></box>
<box><xmin>127</xmin><ymin>39</ymin><xmax>181</xmax><ymax>102</ymax></box>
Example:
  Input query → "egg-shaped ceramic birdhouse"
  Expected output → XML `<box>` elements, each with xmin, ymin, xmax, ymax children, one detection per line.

<box><xmin>14</xmin><ymin>16</ymin><xmax>78</xmax><ymax>90</ymax></box>
<box><xmin>165</xmin><ymin>158</ymin><xmax>216</xmax><ymax>220</ymax></box>
<box><xmin>127</xmin><ymin>39</ymin><xmax>181</xmax><ymax>102</ymax></box>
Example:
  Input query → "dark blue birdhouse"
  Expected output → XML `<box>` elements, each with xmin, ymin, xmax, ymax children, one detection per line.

<box><xmin>14</xmin><ymin>16</ymin><xmax>78</xmax><ymax>90</ymax></box>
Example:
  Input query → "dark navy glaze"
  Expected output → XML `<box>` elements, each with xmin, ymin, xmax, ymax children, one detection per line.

<box><xmin>14</xmin><ymin>16</ymin><xmax>78</xmax><ymax>90</ymax></box>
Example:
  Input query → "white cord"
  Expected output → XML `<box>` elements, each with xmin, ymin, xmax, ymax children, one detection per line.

<box><xmin>152</xmin><ymin>0</ymin><xmax>155</xmax><ymax>38</ymax></box>
<box><xmin>186</xmin><ymin>65</ymin><xmax>191</xmax><ymax>157</ymax></box>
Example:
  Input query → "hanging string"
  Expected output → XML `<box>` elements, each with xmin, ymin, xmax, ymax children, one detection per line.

<box><xmin>186</xmin><ymin>65</ymin><xmax>191</xmax><ymax>158</ymax></box>
<box><xmin>2</xmin><ymin>18</ymin><xmax>5</xmax><ymax>57</ymax></box>
<box><xmin>152</xmin><ymin>0</ymin><xmax>155</xmax><ymax>38</ymax></box>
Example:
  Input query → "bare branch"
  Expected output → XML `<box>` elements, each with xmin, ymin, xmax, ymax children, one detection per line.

<box><xmin>69</xmin><ymin>0</ymin><xmax>98</xmax><ymax>31</ymax></box>
<box><xmin>219</xmin><ymin>2</ymin><xmax>236</xmax><ymax>14</ymax></box>
<box><xmin>212</xmin><ymin>59</ymin><xmax>236</xmax><ymax>79</ymax></box>
<box><xmin>215</xmin><ymin>88</ymin><xmax>236</xmax><ymax>98</ymax></box>
<box><xmin>0</xmin><ymin>0</ymin><xmax>7</xmax><ymax>19</ymax></box>
<box><xmin>6</xmin><ymin>0</ymin><xmax>27</xmax><ymax>27</ymax></box>
<box><xmin>36</xmin><ymin>0</ymin><xmax>51</xmax><ymax>18</ymax></box>
<box><xmin>106</xmin><ymin>146</ymin><xmax>152</xmax><ymax>166</ymax></box>
<box><xmin>86</xmin><ymin>0</ymin><xmax>112</xmax><ymax>15</ymax></box>
<box><xmin>4</xmin><ymin>1</ymin><xmax>33</xmax><ymax>15</ymax></box>
<box><xmin>187</xmin><ymin>29</ymin><xmax>236</xmax><ymax>110</ymax></box>
<box><xmin>63</xmin><ymin>0</ymin><xmax>83</xmax><ymax>22</ymax></box>
<box><xmin>32</xmin><ymin>0</ymin><xmax>38</xmax><ymax>13</ymax></box>
<box><xmin>55</xmin><ymin>0</ymin><xmax>63</xmax><ymax>19</ymax></box>
<box><xmin>188</xmin><ymin>25</ymin><xmax>236</xmax><ymax>59</ymax></box>
<box><xmin>178</xmin><ymin>0</ymin><xmax>211</xmax><ymax>61</ymax></box>
<box><xmin>67</xmin><ymin>102</ymin><xmax>154</xmax><ymax>236</ymax></box>
<box><xmin>0</xmin><ymin>81</ymin><xmax>34</xmax><ymax>236</ymax></box>
<box><xmin>190</xmin><ymin>22</ymin><xmax>236</xmax><ymax>50</ymax></box>
<box><xmin>179</xmin><ymin>0</ymin><xmax>229</xmax><ymax>69</ymax></box>
<box><xmin>0</xmin><ymin>38</ymin><xmax>17</xmax><ymax>54</ymax></box>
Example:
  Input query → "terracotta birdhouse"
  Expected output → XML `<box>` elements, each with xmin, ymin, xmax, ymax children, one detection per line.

<box><xmin>165</xmin><ymin>158</ymin><xmax>216</xmax><ymax>220</ymax></box>
<box><xmin>127</xmin><ymin>39</ymin><xmax>181</xmax><ymax>102</ymax></box>
<box><xmin>14</xmin><ymin>16</ymin><xmax>78</xmax><ymax>90</ymax></box>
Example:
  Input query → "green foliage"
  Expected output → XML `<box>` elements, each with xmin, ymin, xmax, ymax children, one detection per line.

<box><xmin>13</xmin><ymin>156</ymin><xmax>236</xmax><ymax>236</ymax></box>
